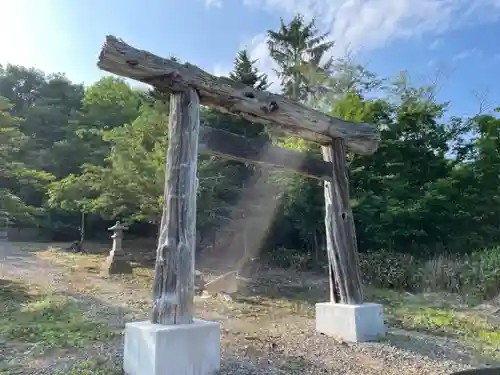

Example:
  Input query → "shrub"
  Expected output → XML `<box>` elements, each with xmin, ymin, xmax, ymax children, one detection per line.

<box><xmin>463</xmin><ymin>247</ymin><xmax>500</xmax><ymax>299</ymax></box>
<box><xmin>359</xmin><ymin>250</ymin><xmax>421</xmax><ymax>290</ymax></box>
<box><xmin>360</xmin><ymin>247</ymin><xmax>500</xmax><ymax>301</ymax></box>
<box><xmin>266</xmin><ymin>245</ymin><xmax>500</xmax><ymax>302</ymax></box>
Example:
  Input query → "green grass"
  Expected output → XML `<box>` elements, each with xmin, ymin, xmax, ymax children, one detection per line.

<box><xmin>369</xmin><ymin>288</ymin><xmax>500</xmax><ymax>358</ymax></box>
<box><xmin>56</xmin><ymin>359</ymin><xmax>122</xmax><ymax>375</ymax></box>
<box><xmin>238</xmin><ymin>284</ymin><xmax>500</xmax><ymax>359</ymax></box>
<box><xmin>0</xmin><ymin>278</ymin><xmax>118</xmax><ymax>352</ymax></box>
<box><xmin>395</xmin><ymin>307</ymin><xmax>500</xmax><ymax>357</ymax></box>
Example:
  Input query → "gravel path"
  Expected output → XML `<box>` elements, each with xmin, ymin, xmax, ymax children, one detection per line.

<box><xmin>1</xmin><ymin>240</ymin><xmax>498</xmax><ymax>375</ymax></box>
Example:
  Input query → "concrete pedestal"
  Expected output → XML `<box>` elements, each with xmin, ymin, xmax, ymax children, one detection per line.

<box><xmin>124</xmin><ymin>320</ymin><xmax>221</xmax><ymax>375</ymax></box>
<box><xmin>315</xmin><ymin>302</ymin><xmax>385</xmax><ymax>342</ymax></box>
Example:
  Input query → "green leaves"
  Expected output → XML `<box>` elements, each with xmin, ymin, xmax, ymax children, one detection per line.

<box><xmin>2</xmin><ymin>18</ymin><xmax>500</xmax><ymax>262</ymax></box>
<box><xmin>229</xmin><ymin>49</ymin><xmax>270</xmax><ymax>91</ymax></box>
<box><xmin>0</xmin><ymin>96</ymin><xmax>53</xmax><ymax>223</ymax></box>
<box><xmin>48</xmin><ymin>104</ymin><xmax>168</xmax><ymax>222</ymax></box>
<box><xmin>267</xmin><ymin>14</ymin><xmax>334</xmax><ymax>101</ymax></box>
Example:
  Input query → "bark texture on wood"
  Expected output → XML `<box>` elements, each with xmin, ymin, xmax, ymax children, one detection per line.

<box><xmin>151</xmin><ymin>89</ymin><xmax>199</xmax><ymax>325</ymax></box>
<box><xmin>198</xmin><ymin>125</ymin><xmax>333</xmax><ymax>181</ymax></box>
<box><xmin>97</xmin><ymin>35</ymin><xmax>380</xmax><ymax>156</ymax></box>
<box><xmin>322</xmin><ymin>139</ymin><xmax>363</xmax><ymax>305</ymax></box>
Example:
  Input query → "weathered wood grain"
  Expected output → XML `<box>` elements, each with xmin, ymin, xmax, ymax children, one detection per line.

<box><xmin>151</xmin><ymin>89</ymin><xmax>199</xmax><ymax>325</ymax></box>
<box><xmin>97</xmin><ymin>35</ymin><xmax>380</xmax><ymax>155</ymax></box>
<box><xmin>322</xmin><ymin>140</ymin><xmax>363</xmax><ymax>305</ymax></box>
<box><xmin>198</xmin><ymin>125</ymin><xmax>333</xmax><ymax>181</ymax></box>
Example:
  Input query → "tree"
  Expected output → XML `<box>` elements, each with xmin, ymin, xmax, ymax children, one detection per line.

<box><xmin>48</xmin><ymin>103</ymin><xmax>167</xmax><ymax>223</ymax></box>
<box><xmin>330</xmin><ymin>81</ymin><xmax>459</xmax><ymax>255</ymax></box>
<box><xmin>0</xmin><ymin>96</ymin><xmax>54</xmax><ymax>223</ymax></box>
<box><xmin>263</xmin><ymin>14</ymin><xmax>336</xmax><ymax>257</ymax></box>
<box><xmin>4</xmin><ymin>31</ymin><xmax>500</xmax><ymax>264</ymax></box>
<box><xmin>229</xmin><ymin>49</ymin><xmax>269</xmax><ymax>91</ymax></box>
<box><xmin>267</xmin><ymin>14</ymin><xmax>334</xmax><ymax>101</ymax></box>
<box><xmin>0</xmin><ymin>65</ymin><xmax>85</xmax><ymax>178</ymax></box>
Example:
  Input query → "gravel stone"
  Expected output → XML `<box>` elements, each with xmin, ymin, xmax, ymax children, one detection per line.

<box><xmin>1</xmin><ymin>240</ymin><xmax>498</xmax><ymax>375</ymax></box>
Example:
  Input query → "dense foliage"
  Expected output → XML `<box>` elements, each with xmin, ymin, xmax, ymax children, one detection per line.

<box><xmin>1</xmin><ymin>15</ymin><xmax>500</xmax><ymax>292</ymax></box>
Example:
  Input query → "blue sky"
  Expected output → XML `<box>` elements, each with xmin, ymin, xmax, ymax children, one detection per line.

<box><xmin>2</xmin><ymin>0</ymin><xmax>500</xmax><ymax>118</ymax></box>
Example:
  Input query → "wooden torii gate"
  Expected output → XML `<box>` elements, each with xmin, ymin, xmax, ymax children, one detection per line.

<box><xmin>98</xmin><ymin>35</ymin><xmax>380</xmax><ymax>331</ymax></box>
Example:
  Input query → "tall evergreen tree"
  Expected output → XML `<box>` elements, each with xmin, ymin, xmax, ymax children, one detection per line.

<box><xmin>229</xmin><ymin>49</ymin><xmax>269</xmax><ymax>91</ymax></box>
<box><xmin>267</xmin><ymin>14</ymin><xmax>334</xmax><ymax>101</ymax></box>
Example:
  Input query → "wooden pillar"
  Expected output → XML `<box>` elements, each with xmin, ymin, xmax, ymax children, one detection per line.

<box><xmin>322</xmin><ymin>138</ymin><xmax>363</xmax><ymax>305</ymax></box>
<box><xmin>151</xmin><ymin>88</ymin><xmax>200</xmax><ymax>325</ymax></box>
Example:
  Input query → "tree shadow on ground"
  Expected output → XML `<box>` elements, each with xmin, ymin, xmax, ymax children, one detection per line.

<box><xmin>220</xmin><ymin>353</ymin><xmax>332</xmax><ymax>375</ymax></box>
<box><xmin>235</xmin><ymin>271</ymin><xmax>500</xmax><ymax>368</ymax></box>
<box><xmin>384</xmin><ymin>330</ymin><xmax>500</xmax><ymax>367</ymax></box>
<box><xmin>0</xmin><ymin>278</ymin><xmax>34</xmax><ymax>306</ymax></box>
<box><xmin>6</xmin><ymin>242</ymin><xmax>499</xmax><ymax>371</ymax></box>
<box><xmin>16</xmin><ymin>239</ymin><xmax>157</xmax><ymax>271</ymax></box>
<box><xmin>0</xmin><ymin>270</ymin><xmax>316</xmax><ymax>374</ymax></box>
<box><xmin>0</xmin><ymin>280</ymin><xmax>34</xmax><ymax>373</ymax></box>
<box><xmin>0</xmin><ymin>241</ymin><xmax>42</xmax><ymax>265</ymax></box>
<box><xmin>0</xmin><ymin>280</ymin><xmax>133</xmax><ymax>374</ymax></box>
<box><xmin>2</xmin><ymin>286</ymin><xmax>333</xmax><ymax>375</ymax></box>
<box><xmin>236</xmin><ymin>268</ymin><xmax>329</xmax><ymax>304</ymax></box>
<box><xmin>450</xmin><ymin>369</ymin><xmax>500</xmax><ymax>375</ymax></box>
<box><xmin>2</xmin><ymin>274</ymin><xmax>494</xmax><ymax>374</ymax></box>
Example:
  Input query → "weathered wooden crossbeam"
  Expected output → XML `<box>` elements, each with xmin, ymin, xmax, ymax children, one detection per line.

<box><xmin>198</xmin><ymin>125</ymin><xmax>332</xmax><ymax>181</ymax></box>
<box><xmin>97</xmin><ymin>35</ymin><xmax>380</xmax><ymax>156</ymax></box>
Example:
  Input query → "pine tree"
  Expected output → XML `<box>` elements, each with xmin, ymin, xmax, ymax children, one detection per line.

<box><xmin>229</xmin><ymin>49</ymin><xmax>270</xmax><ymax>91</ymax></box>
<box><xmin>267</xmin><ymin>14</ymin><xmax>334</xmax><ymax>101</ymax></box>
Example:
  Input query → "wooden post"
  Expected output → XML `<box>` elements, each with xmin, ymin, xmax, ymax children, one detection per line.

<box><xmin>151</xmin><ymin>88</ymin><xmax>200</xmax><ymax>325</ymax></box>
<box><xmin>322</xmin><ymin>139</ymin><xmax>363</xmax><ymax>305</ymax></box>
<box><xmin>80</xmin><ymin>211</ymin><xmax>85</xmax><ymax>246</ymax></box>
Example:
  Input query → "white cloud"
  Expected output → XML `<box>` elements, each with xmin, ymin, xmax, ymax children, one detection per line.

<box><xmin>241</xmin><ymin>34</ymin><xmax>281</xmax><ymax>93</ymax></box>
<box><xmin>211</xmin><ymin>34</ymin><xmax>282</xmax><ymax>93</ymax></box>
<box><xmin>212</xmin><ymin>63</ymin><xmax>232</xmax><ymax>77</ymax></box>
<box><xmin>429</xmin><ymin>38</ymin><xmax>442</xmax><ymax>51</ymax></box>
<box><xmin>205</xmin><ymin>0</ymin><xmax>223</xmax><ymax>8</ymax></box>
<box><xmin>214</xmin><ymin>0</ymin><xmax>500</xmax><ymax>90</ymax></box>
<box><xmin>452</xmin><ymin>48</ymin><xmax>482</xmax><ymax>61</ymax></box>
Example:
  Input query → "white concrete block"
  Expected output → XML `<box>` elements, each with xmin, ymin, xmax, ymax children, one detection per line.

<box><xmin>315</xmin><ymin>302</ymin><xmax>385</xmax><ymax>342</ymax></box>
<box><xmin>123</xmin><ymin>319</ymin><xmax>220</xmax><ymax>375</ymax></box>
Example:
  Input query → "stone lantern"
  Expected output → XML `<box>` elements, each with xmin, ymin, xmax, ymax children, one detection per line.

<box><xmin>101</xmin><ymin>220</ymin><xmax>133</xmax><ymax>276</ymax></box>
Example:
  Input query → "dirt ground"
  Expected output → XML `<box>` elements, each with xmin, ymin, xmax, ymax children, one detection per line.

<box><xmin>1</xmin><ymin>240</ymin><xmax>499</xmax><ymax>375</ymax></box>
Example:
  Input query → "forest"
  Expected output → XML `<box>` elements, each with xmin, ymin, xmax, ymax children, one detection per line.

<box><xmin>1</xmin><ymin>15</ymin><xmax>500</xmax><ymax>296</ymax></box>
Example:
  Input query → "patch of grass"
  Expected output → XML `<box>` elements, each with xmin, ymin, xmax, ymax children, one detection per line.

<box><xmin>0</xmin><ymin>278</ymin><xmax>118</xmax><ymax>352</ymax></box>
<box><xmin>36</xmin><ymin>247</ymin><xmax>105</xmax><ymax>271</ymax></box>
<box><xmin>367</xmin><ymin>288</ymin><xmax>500</xmax><ymax>358</ymax></box>
<box><xmin>0</xmin><ymin>357</ymin><xmax>24</xmax><ymax>374</ymax></box>
<box><xmin>56</xmin><ymin>359</ymin><xmax>122</xmax><ymax>375</ymax></box>
<box><xmin>0</xmin><ymin>367</ymin><xmax>20</xmax><ymax>375</ymax></box>
<box><xmin>278</xmin><ymin>356</ymin><xmax>312</xmax><ymax>374</ymax></box>
<box><xmin>0</xmin><ymin>279</ymin><xmax>32</xmax><ymax>304</ymax></box>
<box><xmin>232</xmin><ymin>293</ymin><xmax>314</xmax><ymax>319</ymax></box>
<box><xmin>395</xmin><ymin>307</ymin><xmax>500</xmax><ymax>356</ymax></box>
<box><xmin>121</xmin><ymin>267</ymin><xmax>153</xmax><ymax>289</ymax></box>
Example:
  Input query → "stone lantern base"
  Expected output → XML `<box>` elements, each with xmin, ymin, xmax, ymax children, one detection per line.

<box><xmin>101</xmin><ymin>251</ymin><xmax>133</xmax><ymax>276</ymax></box>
